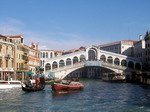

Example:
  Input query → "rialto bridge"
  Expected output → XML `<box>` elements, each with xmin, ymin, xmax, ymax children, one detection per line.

<box><xmin>44</xmin><ymin>46</ymin><xmax>142</xmax><ymax>79</ymax></box>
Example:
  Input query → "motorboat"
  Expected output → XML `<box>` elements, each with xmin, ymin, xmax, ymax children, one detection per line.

<box><xmin>21</xmin><ymin>77</ymin><xmax>45</xmax><ymax>92</ymax></box>
<box><xmin>51</xmin><ymin>80</ymin><xmax>84</xmax><ymax>93</ymax></box>
<box><xmin>102</xmin><ymin>73</ymin><xmax>126</xmax><ymax>82</ymax></box>
<box><xmin>0</xmin><ymin>80</ymin><xmax>21</xmax><ymax>89</ymax></box>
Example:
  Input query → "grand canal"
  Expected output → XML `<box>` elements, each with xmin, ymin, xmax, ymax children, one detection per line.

<box><xmin>1</xmin><ymin>79</ymin><xmax>150</xmax><ymax>112</ymax></box>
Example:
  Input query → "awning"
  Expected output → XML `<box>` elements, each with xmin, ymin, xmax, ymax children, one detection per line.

<box><xmin>26</xmin><ymin>71</ymin><xmax>34</xmax><ymax>75</ymax></box>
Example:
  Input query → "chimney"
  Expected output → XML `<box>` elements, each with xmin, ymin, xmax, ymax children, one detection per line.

<box><xmin>31</xmin><ymin>42</ymin><xmax>35</xmax><ymax>48</ymax></box>
<box><xmin>36</xmin><ymin>42</ymin><xmax>39</xmax><ymax>50</ymax></box>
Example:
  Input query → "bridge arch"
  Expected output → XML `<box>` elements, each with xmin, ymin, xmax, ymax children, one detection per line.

<box><xmin>80</xmin><ymin>55</ymin><xmax>86</xmax><ymax>62</ymax></box>
<box><xmin>100</xmin><ymin>55</ymin><xmax>106</xmax><ymax>62</ymax></box>
<box><xmin>52</xmin><ymin>61</ymin><xmax>58</xmax><ymax>69</ymax></box>
<box><xmin>121</xmin><ymin>59</ymin><xmax>127</xmax><ymax>66</ymax></box>
<box><xmin>66</xmin><ymin>58</ymin><xmax>72</xmax><ymax>66</ymax></box>
<box><xmin>86</xmin><ymin>46</ymin><xmax>98</xmax><ymax>61</ymax></box>
<box><xmin>107</xmin><ymin>56</ymin><xmax>113</xmax><ymax>64</ymax></box>
<box><xmin>73</xmin><ymin>56</ymin><xmax>78</xmax><ymax>64</ymax></box>
<box><xmin>45</xmin><ymin>63</ymin><xmax>51</xmax><ymax>70</ymax></box>
<box><xmin>59</xmin><ymin>60</ymin><xmax>65</xmax><ymax>67</ymax></box>
<box><xmin>114</xmin><ymin>58</ymin><xmax>120</xmax><ymax>65</ymax></box>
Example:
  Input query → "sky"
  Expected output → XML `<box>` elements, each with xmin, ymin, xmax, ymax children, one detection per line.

<box><xmin>0</xmin><ymin>0</ymin><xmax>150</xmax><ymax>51</ymax></box>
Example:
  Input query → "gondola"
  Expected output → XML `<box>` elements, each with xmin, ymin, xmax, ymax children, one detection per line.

<box><xmin>22</xmin><ymin>77</ymin><xmax>46</xmax><ymax>92</ymax></box>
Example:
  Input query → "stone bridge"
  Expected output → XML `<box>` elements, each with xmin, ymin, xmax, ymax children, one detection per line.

<box><xmin>44</xmin><ymin>46</ymin><xmax>142</xmax><ymax>79</ymax></box>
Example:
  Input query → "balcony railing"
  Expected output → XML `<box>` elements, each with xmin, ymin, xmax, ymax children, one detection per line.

<box><xmin>17</xmin><ymin>67</ymin><xmax>29</xmax><ymax>71</ymax></box>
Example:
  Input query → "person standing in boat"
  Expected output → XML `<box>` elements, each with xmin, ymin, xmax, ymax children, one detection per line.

<box><xmin>35</xmin><ymin>72</ymin><xmax>42</xmax><ymax>88</ymax></box>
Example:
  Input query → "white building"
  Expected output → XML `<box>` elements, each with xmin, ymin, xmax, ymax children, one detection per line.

<box><xmin>98</xmin><ymin>40</ymin><xmax>136</xmax><ymax>57</ymax></box>
<box><xmin>40</xmin><ymin>50</ymin><xmax>63</xmax><ymax>67</ymax></box>
<box><xmin>133</xmin><ymin>37</ymin><xmax>145</xmax><ymax>63</ymax></box>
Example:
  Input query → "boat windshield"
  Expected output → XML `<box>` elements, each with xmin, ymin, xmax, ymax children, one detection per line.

<box><xmin>0</xmin><ymin>81</ymin><xmax>8</xmax><ymax>84</ymax></box>
<box><xmin>9</xmin><ymin>82</ymin><xmax>21</xmax><ymax>84</ymax></box>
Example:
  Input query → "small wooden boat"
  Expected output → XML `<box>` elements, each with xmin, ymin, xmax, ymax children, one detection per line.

<box><xmin>22</xmin><ymin>77</ymin><xmax>45</xmax><ymax>92</ymax></box>
<box><xmin>51</xmin><ymin>80</ymin><xmax>84</xmax><ymax>93</ymax></box>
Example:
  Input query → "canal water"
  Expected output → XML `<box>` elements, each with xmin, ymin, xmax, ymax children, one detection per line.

<box><xmin>0</xmin><ymin>79</ymin><xmax>150</xmax><ymax>112</ymax></box>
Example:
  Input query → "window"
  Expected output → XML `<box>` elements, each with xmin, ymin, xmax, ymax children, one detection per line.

<box><xmin>50</xmin><ymin>52</ymin><xmax>53</xmax><ymax>58</ymax></box>
<box><xmin>11</xmin><ymin>60</ymin><xmax>14</xmax><ymax>68</ymax></box>
<box><xmin>0</xmin><ymin>59</ymin><xmax>2</xmax><ymax>67</ymax></box>
<box><xmin>0</xmin><ymin>45</ymin><xmax>2</xmax><ymax>52</ymax></box>
<box><xmin>46</xmin><ymin>52</ymin><xmax>48</xmax><ymax>58</ymax></box>
<box><xmin>43</xmin><ymin>52</ymin><xmax>45</xmax><ymax>58</ymax></box>
<box><xmin>6</xmin><ymin>60</ymin><xmax>8</xmax><ymax>67</ymax></box>
<box><xmin>21</xmin><ymin>38</ymin><xmax>23</xmax><ymax>43</ymax></box>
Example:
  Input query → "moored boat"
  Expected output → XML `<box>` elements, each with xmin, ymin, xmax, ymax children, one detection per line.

<box><xmin>0</xmin><ymin>80</ymin><xmax>21</xmax><ymax>89</ymax></box>
<box><xmin>102</xmin><ymin>73</ymin><xmax>126</xmax><ymax>82</ymax></box>
<box><xmin>51</xmin><ymin>80</ymin><xmax>84</xmax><ymax>93</ymax></box>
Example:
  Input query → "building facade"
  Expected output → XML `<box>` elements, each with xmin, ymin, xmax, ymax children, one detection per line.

<box><xmin>98</xmin><ymin>40</ymin><xmax>136</xmax><ymax>57</ymax></box>
<box><xmin>133</xmin><ymin>38</ymin><xmax>145</xmax><ymax>63</ymax></box>
<box><xmin>0</xmin><ymin>35</ymin><xmax>15</xmax><ymax>80</ymax></box>
<box><xmin>28</xmin><ymin>43</ymin><xmax>40</xmax><ymax>74</ymax></box>
<box><xmin>8</xmin><ymin>35</ymin><xmax>29</xmax><ymax>80</ymax></box>
<box><xmin>40</xmin><ymin>50</ymin><xmax>63</xmax><ymax>68</ymax></box>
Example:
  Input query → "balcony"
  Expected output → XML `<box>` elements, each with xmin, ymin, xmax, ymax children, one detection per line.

<box><xmin>24</xmin><ymin>58</ymin><xmax>29</xmax><ymax>63</ymax></box>
<box><xmin>24</xmin><ymin>52</ymin><xmax>28</xmax><ymax>55</ymax></box>
<box><xmin>1</xmin><ymin>67</ymin><xmax>14</xmax><ymax>71</ymax></box>
<box><xmin>17</xmin><ymin>67</ymin><xmax>29</xmax><ymax>71</ymax></box>
<box><xmin>5</xmin><ymin>54</ymin><xmax>11</xmax><ymax>59</ymax></box>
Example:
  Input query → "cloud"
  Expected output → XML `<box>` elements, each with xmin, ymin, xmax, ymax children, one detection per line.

<box><xmin>0</xmin><ymin>18</ymin><xmax>24</xmax><ymax>34</ymax></box>
<box><xmin>0</xmin><ymin>18</ymin><xmax>101</xmax><ymax>51</ymax></box>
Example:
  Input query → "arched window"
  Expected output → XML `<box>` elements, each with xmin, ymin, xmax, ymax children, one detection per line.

<box><xmin>100</xmin><ymin>55</ymin><xmax>106</xmax><ymax>62</ymax></box>
<box><xmin>52</xmin><ymin>61</ymin><xmax>58</xmax><ymax>69</ymax></box>
<box><xmin>46</xmin><ymin>52</ymin><xmax>48</xmax><ymax>58</ymax></box>
<box><xmin>43</xmin><ymin>52</ymin><xmax>45</xmax><ymax>58</ymax></box>
<box><xmin>88</xmin><ymin>49</ymin><xmax>97</xmax><ymax>61</ymax></box>
<box><xmin>121</xmin><ymin>60</ymin><xmax>127</xmax><ymax>66</ymax></box>
<box><xmin>114</xmin><ymin>58</ymin><xmax>120</xmax><ymax>65</ymax></box>
<box><xmin>50</xmin><ymin>52</ymin><xmax>53</xmax><ymax>58</ymax></box>
<box><xmin>59</xmin><ymin>60</ymin><xmax>65</xmax><ymax>67</ymax></box>
<box><xmin>66</xmin><ymin>58</ymin><xmax>71</xmax><ymax>66</ymax></box>
<box><xmin>73</xmin><ymin>56</ymin><xmax>78</xmax><ymax>64</ymax></box>
<box><xmin>45</xmin><ymin>63</ymin><xmax>51</xmax><ymax>70</ymax></box>
<box><xmin>80</xmin><ymin>55</ymin><xmax>85</xmax><ymax>62</ymax></box>
<box><xmin>107</xmin><ymin>56</ymin><xmax>113</xmax><ymax>64</ymax></box>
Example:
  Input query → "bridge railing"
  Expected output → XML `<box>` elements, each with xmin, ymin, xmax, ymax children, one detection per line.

<box><xmin>101</xmin><ymin>62</ymin><xmax>127</xmax><ymax>70</ymax></box>
<box><xmin>50</xmin><ymin>62</ymin><xmax>85</xmax><ymax>72</ymax></box>
<box><xmin>45</xmin><ymin>61</ymin><xmax>139</xmax><ymax>75</ymax></box>
<box><xmin>101</xmin><ymin>61</ymin><xmax>142</xmax><ymax>72</ymax></box>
